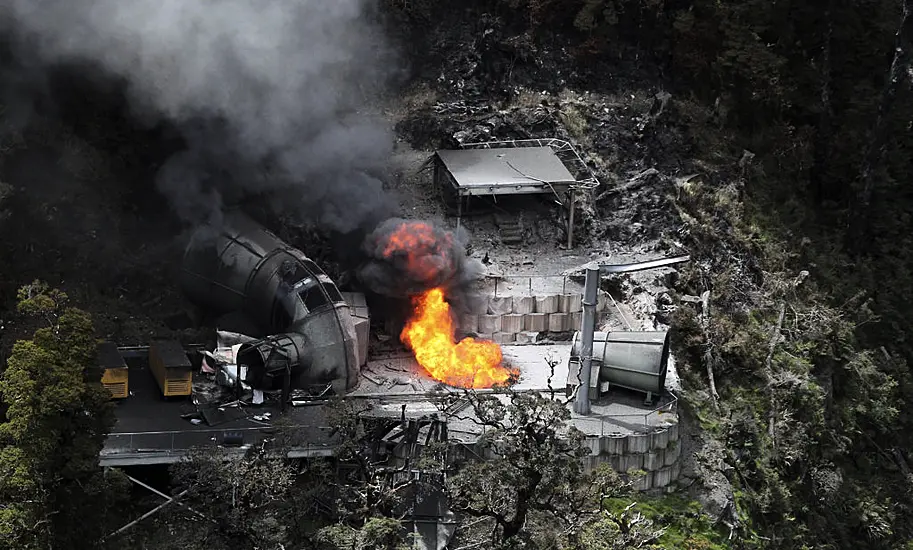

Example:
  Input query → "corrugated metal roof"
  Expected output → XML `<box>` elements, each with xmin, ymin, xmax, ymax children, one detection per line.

<box><xmin>150</xmin><ymin>340</ymin><xmax>192</xmax><ymax>368</ymax></box>
<box><xmin>436</xmin><ymin>147</ymin><xmax>577</xmax><ymax>188</ymax></box>
<box><xmin>97</xmin><ymin>342</ymin><xmax>126</xmax><ymax>369</ymax></box>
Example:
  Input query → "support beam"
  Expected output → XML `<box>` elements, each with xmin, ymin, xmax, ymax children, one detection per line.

<box><xmin>599</xmin><ymin>255</ymin><xmax>691</xmax><ymax>274</ymax></box>
<box><xmin>123</xmin><ymin>473</ymin><xmax>215</xmax><ymax>524</ymax></box>
<box><xmin>567</xmin><ymin>189</ymin><xmax>576</xmax><ymax>249</ymax></box>
<box><xmin>574</xmin><ymin>267</ymin><xmax>599</xmax><ymax>415</ymax></box>
<box><xmin>103</xmin><ymin>489</ymin><xmax>191</xmax><ymax>541</ymax></box>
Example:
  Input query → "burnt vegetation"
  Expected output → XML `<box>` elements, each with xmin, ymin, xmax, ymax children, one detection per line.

<box><xmin>2</xmin><ymin>0</ymin><xmax>913</xmax><ymax>549</ymax></box>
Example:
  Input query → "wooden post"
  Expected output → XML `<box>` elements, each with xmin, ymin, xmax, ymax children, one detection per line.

<box><xmin>567</xmin><ymin>189</ymin><xmax>576</xmax><ymax>248</ymax></box>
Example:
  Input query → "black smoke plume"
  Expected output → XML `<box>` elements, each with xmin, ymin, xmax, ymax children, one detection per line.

<box><xmin>1</xmin><ymin>0</ymin><xmax>399</xmax><ymax>235</ymax></box>
<box><xmin>358</xmin><ymin>218</ymin><xmax>484</xmax><ymax>307</ymax></box>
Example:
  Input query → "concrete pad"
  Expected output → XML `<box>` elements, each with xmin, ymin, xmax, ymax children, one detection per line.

<box><xmin>560</xmin><ymin>293</ymin><xmax>583</xmax><ymax>313</ymax></box>
<box><xmin>548</xmin><ymin>313</ymin><xmax>569</xmax><ymax>332</ymax></box>
<box><xmin>459</xmin><ymin>313</ymin><xmax>479</xmax><ymax>333</ymax></box>
<box><xmin>534</xmin><ymin>294</ymin><xmax>560</xmax><ymax>314</ymax></box>
<box><xmin>492</xmin><ymin>332</ymin><xmax>516</xmax><ymax>344</ymax></box>
<box><xmin>501</xmin><ymin>314</ymin><xmax>525</xmax><ymax>334</ymax></box>
<box><xmin>478</xmin><ymin>314</ymin><xmax>501</xmax><ymax>333</ymax></box>
<box><xmin>525</xmin><ymin>313</ymin><xmax>548</xmax><ymax>332</ymax></box>
<box><xmin>512</xmin><ymin>295</ymin><xmax>535</xmax><ymax>314</ymax></box>
<box><xmin>488</xmin><ymin>296</ymin><xmax>514</xmax><ymax>316</ymax></box>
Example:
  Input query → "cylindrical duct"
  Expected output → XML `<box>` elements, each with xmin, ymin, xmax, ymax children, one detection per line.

<box><xmin>570</xmin><ymin>331</ymin><xmax>670</xmax><ymax>396</ymax></box>
<box><xmin>236</xmin><ymin>332</ymin><xmax>313</xmax><ymax>391</ymax></box>
<box><xmin>180</xmin><ymin>210</ymin><xmax>359</xmax><ymax>391</ymax></box>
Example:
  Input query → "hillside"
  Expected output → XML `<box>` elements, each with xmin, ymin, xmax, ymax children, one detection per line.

<box><xmin>2</xmin><ymin>1</ymin><xmax>913</xmax><ymax>549</ymax></box>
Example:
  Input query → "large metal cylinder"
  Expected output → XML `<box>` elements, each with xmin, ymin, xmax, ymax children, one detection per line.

<box><xmin>180</xmin><ymin>210</ymin><xmax>359</xmax><ymax>391</ymax></box>
<box><xmin>570</xmin><ymin>331</ymin><xmax>670</xmax><ymax>396</ymax></box>
<box><xmin>236</xmin><ymin>333</ymin><xmax>312</xmax><ymax>391</ymax></box>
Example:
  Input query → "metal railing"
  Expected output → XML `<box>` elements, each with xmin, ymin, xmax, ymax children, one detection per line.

<box><xmin>481</xmin><ymin>274</ymin><xmax>580</xmax><ymax>298</ymax></box>
<box><xmin>101</xmin><ymin>425</ymin><xmax>335</xmax><ymax>456</ymax></box>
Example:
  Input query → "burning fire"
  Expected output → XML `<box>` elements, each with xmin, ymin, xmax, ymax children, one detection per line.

<box><xmin>381</xmin><ymin>220</ymin><xmax>455</xmax><ymax>286</ymax></box>
<box><xmin>401</xmin><ymin>288</ymin><xmax>515</xmax><ymax>389</ymax></box>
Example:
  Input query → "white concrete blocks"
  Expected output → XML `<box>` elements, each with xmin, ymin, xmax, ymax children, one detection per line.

<box><xmin>534</xmin><ymin>294</ymin><xmax>560</xmax><ymax>314</ymax></box>
<box><xmin>512</xmin><ymin>295</ymin><xmax>536</xmax><ymax>314</ymax></box>
<box><xmin>652</xmin><ymin>467</ymin><xmax>675</xmax><ymax>488</ymax></box>
<box><xmin>604</xmin><ymin>436</ymin><xmax>626</xmax><ymax>455</ymax></box>
<box><xmin>568</xmin><ymin>312</ymin><xmax>582</xmax><ymax>332</ymax></box>
<box><xmin>632</xmin><ymin>472</ymin><xmax>652</xmax><ymax>491</ymax></box>
<box><xmin>643</xmin><ymin>450</ymin><xmax>663</xmax><ymax>471</ymax></box>
<box><xmin>501</xmin><ymin>314</ymin><xmax>525</xmax><ymax>334</ymax></box>
<box><xmin>664</xmin><ymin>442</ymin><xmax>681</xmax><ymax>466</ymax></box>
<box><xmin>460</xmin><ymin>313</ymin><xmax>479</xmax><ymax>333</ymax></box>
<box><xmin>548</xmin><ymin>313</ymin><xmax>569</xmax><ymax>332</ymax></box>
<box><xmin>492</xmin><ymin>332</ymin><xmax>516</xmax><ymax>344</ymax></box>
<box><xmin>525</xmin><ymin>313</ymin><xmax>548</xmax><ymax>332</ymax></box>
<box><xmin>620</xmin><ymin>453</ymin><xmax>644</xmax><ymax>472</ymax></box>
<box><xmin>560</xmin><ymin>293</ymin><xmax>583</xmax><ymax>313</ymax></box>
<box><xmin>650</xmin><ymin>430</ymin><xmax>670</xmax><ymax>450</ymax></box>
<box><xmin>626</xmin><ymin>434</ymin><xmax>651</xmax><ymax>454</ymax></box>
<box><xmin>478</xmin><ymin>315</ymin><xmax>501</xmax><ymax>334</ymax></box>
<box><xmin>514</xmin><ymin>331</ymin><xmax>539</xmax><ymax>345</ymax></box>
<box><xmin>488</xmin><ymin>296</ymin><xmax>514</xmax><ymax>316</ymax></box>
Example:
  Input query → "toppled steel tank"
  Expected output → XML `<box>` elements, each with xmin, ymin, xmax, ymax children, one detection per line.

<box><xmin>180</xmin><ymin>210</ymin><xmax>359</xmax><ymax>392</ymax></box>
<box><xmin>567</xmin><ymin>330</ymin><xmax>670</xmax><ymax>401</ymax></box>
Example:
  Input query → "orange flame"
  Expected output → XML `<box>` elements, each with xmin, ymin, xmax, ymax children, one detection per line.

<box><xmin>382</xmin><ymin>221</ymin><xmax>454</xmax><ymax>283</ymax></box>
<box><xmin>401</xmin><ymin>288</ymin><xmax>516</xmax><ymax>389</ymax></box>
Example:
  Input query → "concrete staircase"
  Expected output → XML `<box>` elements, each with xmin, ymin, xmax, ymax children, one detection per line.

<box><xmin>495</xmin><ymin>215</ymin><xmax>524</xmax><ymax>245</ymax></box>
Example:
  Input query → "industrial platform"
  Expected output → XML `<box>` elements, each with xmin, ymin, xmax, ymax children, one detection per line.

<box><xmin>100</xmin><ymin>343</ymin><xmax>677</xmax><ymax>466</ymax></box>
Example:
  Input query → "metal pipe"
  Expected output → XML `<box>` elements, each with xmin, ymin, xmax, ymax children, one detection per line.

<box><xmin>598</xmin><ymin>255</ymin><xmax>691</xmax><ymax>274</ymax></box>
<box><xmin>574</xmin><ymin>267</ymin><xmax>599</xmax><ymax>415</ymax></box>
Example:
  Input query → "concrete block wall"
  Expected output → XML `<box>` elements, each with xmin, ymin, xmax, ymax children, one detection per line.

<box><xmin>458</xmin><ymin>289</ymin><xmax>611</xmax><ymax>344</ymax></box>
<box><xmin>448</xmin><ymin>421</ymin><xmax>682</xmax><ymax>493</ymax></box>
<box><xmin>581</xmin><ymin>422</ymin><xmax>682</xmax><ymax>491</ymax></box>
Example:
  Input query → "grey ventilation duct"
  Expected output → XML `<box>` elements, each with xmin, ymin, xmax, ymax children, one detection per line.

<box><xmin>180</xmin><ymin>210</ymin><xmax>359</xmax><ymax>392</ymax></box>
<box><xmin>567</xmin><ymin>330</ymin><xmax>671</xmax><ymax>402</ymax></box>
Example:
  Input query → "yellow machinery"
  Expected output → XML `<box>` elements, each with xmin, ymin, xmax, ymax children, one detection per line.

<box><xmin>98</xmin><ymin>342</ymin><xmax>129</xmax><ymax>399</ymax></box>
<box><xmin>149</xmin><ymin>340</ymin><xmax>193</xmax><ymax>398</ymax></box>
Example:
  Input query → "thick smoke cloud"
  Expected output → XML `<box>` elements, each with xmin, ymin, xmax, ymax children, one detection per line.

<box><xmin>2</xmin><ymin>0</ymin><xmax>398</xmax><ymax>234</ymax></box>
<box><xmin>358</xmin><ymin>218</ymin><xmax>484</xmax><ymax>307</ymax></box>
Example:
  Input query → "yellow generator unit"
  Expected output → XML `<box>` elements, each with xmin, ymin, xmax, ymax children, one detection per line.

<box><xmin>98</xmin><ymin>342</ymin><xmax>129</xmax><ymax>399</ymax></box>
<box><xmin>149</xmin><ymin>340</ymin><xmax>193</xmax><ymax>398</ymax></box>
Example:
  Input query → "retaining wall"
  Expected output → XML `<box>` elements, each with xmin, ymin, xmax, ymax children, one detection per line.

<box><xmin>448</xmin><ymin>421</ymin><xmax>681</xmax><ymax>492</ymax></box>
<box><xmin>461</xmin><ymin>290</ymin><xmax>611</xmax><ymax>344</ymax></box>
<box><xmin>581</xmin><ymin>422</ymin><xmax>682</xmax><ymax>491</ymax></box>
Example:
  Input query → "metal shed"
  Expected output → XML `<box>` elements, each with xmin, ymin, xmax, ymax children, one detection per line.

<box><xmin>433</xmin><ymin>139</ymin><xmax>599</xmax><ymax>247</ymax></box>
<box><xmin>434</xmin><ymin>147</ymin><xmax>576</xmax><ymax>195</ymax></box>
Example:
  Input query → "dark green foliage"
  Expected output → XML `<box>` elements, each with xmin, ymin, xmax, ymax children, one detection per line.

<box><xmin>0</xmin><ymin>281</ymin><xmax>123</xmax><ymax>550</ymax></box>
